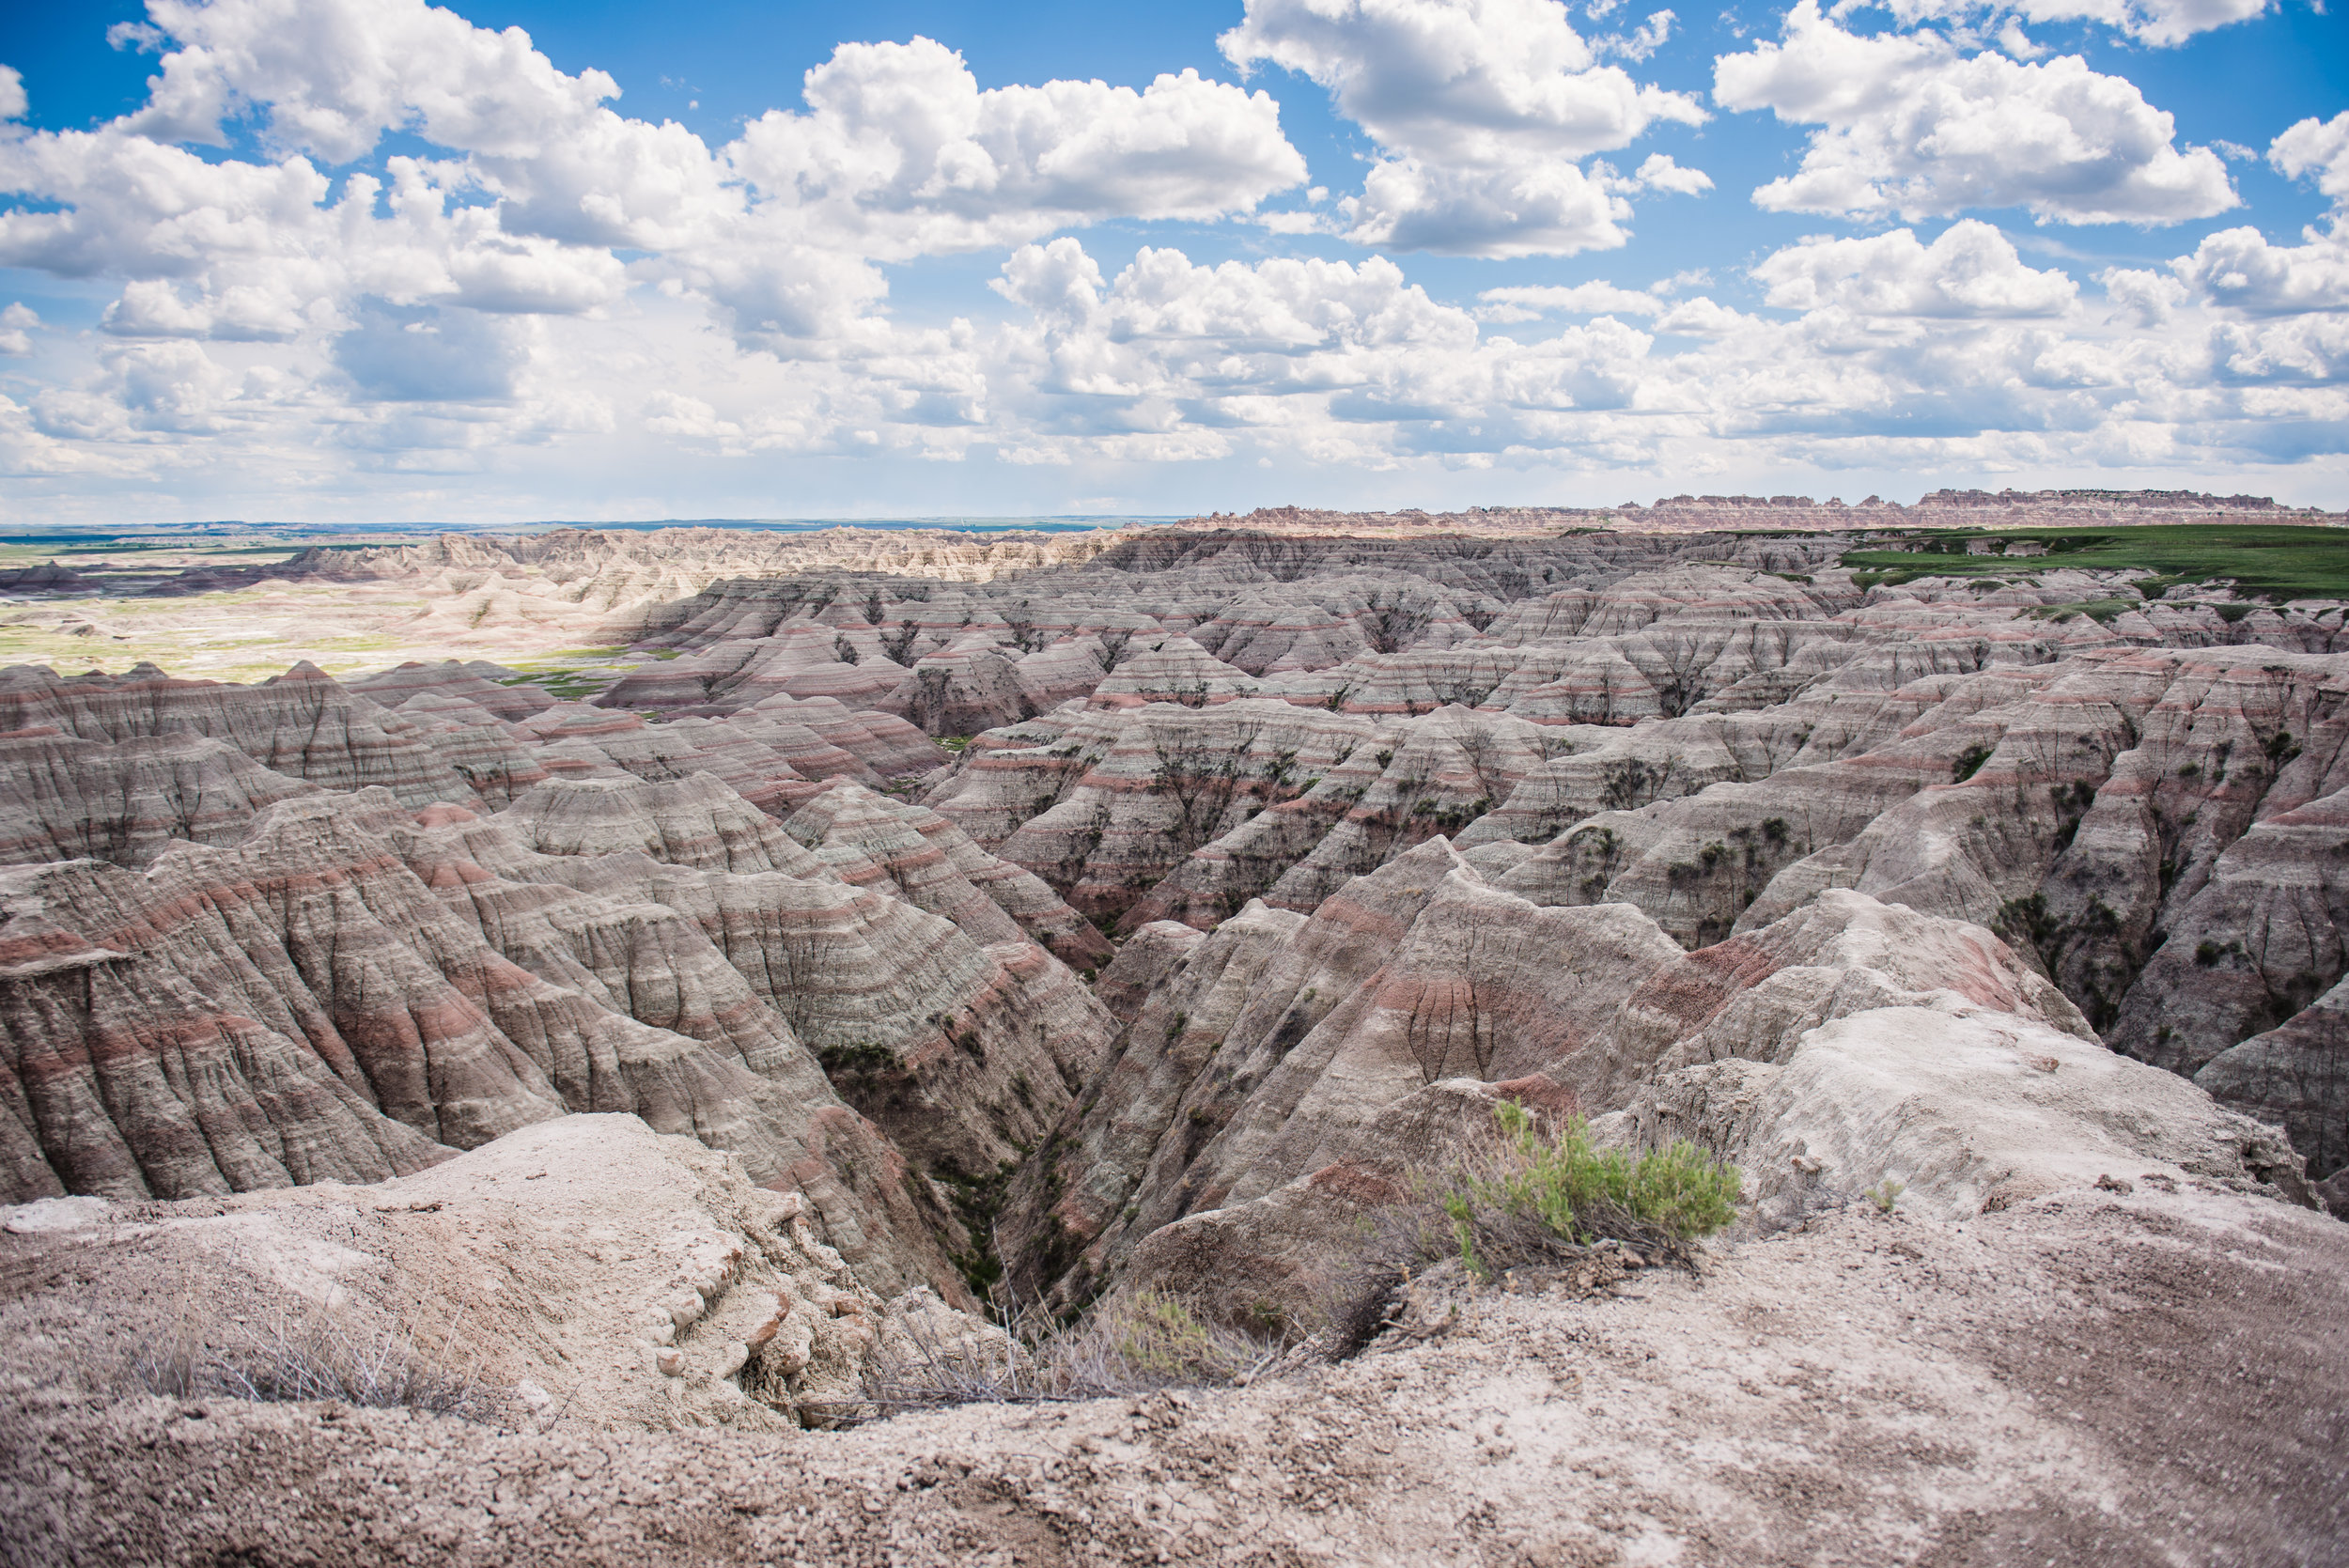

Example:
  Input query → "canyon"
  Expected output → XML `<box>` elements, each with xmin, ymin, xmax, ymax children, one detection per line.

<box><xmin>3</xmin><ymin>502</ymin><xmax>2345</xmax><ymax>1565</ymax></box>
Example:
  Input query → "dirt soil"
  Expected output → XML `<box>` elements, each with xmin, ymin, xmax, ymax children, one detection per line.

<box><xmin>4</xmin><ymin>1182</ymin><xmax>2343</xmax><ymax>1568</ymax></box>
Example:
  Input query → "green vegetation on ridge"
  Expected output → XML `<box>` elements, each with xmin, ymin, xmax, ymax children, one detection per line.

<box><xmin>1841</xmin><ymin>523</ymin><xmax>2349</xmax><ymax>601</ymax></box>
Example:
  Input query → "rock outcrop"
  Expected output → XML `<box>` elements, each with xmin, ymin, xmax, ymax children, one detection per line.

<box><xmin>0</xmin><ymin>784</ymin><xmax>1040</xmax><ymax>1299</ymax></box>
<box><xmin>1008</xmin><ymin>860</ymin><xmax>2319</xmax><ymax>1316</ymax></box>
<box><xmin>0</xmin><ymin>661</ymin><xmax>481</xmax><ymax>805</ymax></box>
<box><xmin>0</xmin><ymin>1113</ymin><xmax>1003</xmax><ymax>1431</ymax></box>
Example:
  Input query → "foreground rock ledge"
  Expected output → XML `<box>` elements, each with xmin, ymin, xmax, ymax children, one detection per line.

<box><xmin>5</xmin><ymin>1179</ymin><xmax>2342</xmax><ymax>1567</ymax></box>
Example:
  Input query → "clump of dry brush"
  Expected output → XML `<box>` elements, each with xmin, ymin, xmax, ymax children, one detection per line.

<box><xmin>132</xmin><ymin>1295</ymin><xmax>507</xmax><ymax>1422</ymax></box>
<box><xmin>817</xmin><ymin>1288</ymin><xmax>1299</xmax><ymax>1423</ymax></box>
<box><xmin>1330</xmin><ymin>1103</ymin><xmax>1742</xmax><ymax>1356</ymax></box>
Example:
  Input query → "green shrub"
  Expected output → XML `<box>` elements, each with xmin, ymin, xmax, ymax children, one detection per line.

<box><xmin>1104</xmin><ymin>1292</ymin><xmax>1239</xmax><ymax>1381</ymax></box>
<box><xmin>1447</xmin><ymin>1103</ymin><xmax>1742</xmax><ymax>1272</ymax></box>
<box><xmin>817</xmin><ymin>1040</ymin><xmax>897</xmax><ymax>1076</ymax></box>
<box><xmin>1327</xmin><ymin>1106</ymin><xmax>1740</xmax><ymax>1356</ymax></box>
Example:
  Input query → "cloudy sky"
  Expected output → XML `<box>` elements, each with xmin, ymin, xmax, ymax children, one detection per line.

<box><xmin>0</xmin><ymin>0</ymin><xmax>2342</xmax><ymax>524</ymax></box>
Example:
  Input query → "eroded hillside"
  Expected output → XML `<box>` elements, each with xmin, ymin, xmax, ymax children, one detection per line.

<box><xmin>2</xmin><ymin>514</ymin><xmax>2344</xmax><ymax>1564</ymax></box>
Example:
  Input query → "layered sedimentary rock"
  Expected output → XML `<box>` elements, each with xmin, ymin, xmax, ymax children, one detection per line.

<box><xmin>409</xmin><ymin>776</ymin><xmax>1114</xmax><ymax>1178</ymax></box>
<box><xmin>7</xmin><ymin>508</ymin><xmax>2349</xmax><ymax>1568</ymax></box>
<box><xmin>1107</xmin><ymin>981</ymin><xmax>2311</xmax><ymax>1322</ymax></box>
<box><xmin>0</xmin><ymin>726</ymin><xmax>319</xmax><ymax>866</ymax></box>
<box><xmin>0</xmin><ymin>769</ymin><xmax>1116</xmax><ymax>1297</ymax></box>
<box><xmin>347</xmin><ymin>659</ymin><xmax>555</xmax><ymax>722</ymax></box>
<box><xmin>0</xmin><ymin>661</ymin><xmax>479</xmax><ymax>805</ymax></box>
<box><xmin>0</xmin><ymin>1114</ymin><xmax>1003</xmax><ymax>1431</ymax></box>
<box><xmin>8</xmin><ymin>518</ymin><xmax>2347</xmax><ymax>1333</ymax></box>
<box><xmin>375</xmin><ymin>692</ymin><xmax>553</xmax><ymax>804</ymax></box>
<box><xmin>1612</xmin><ymin>1005</ymin><xmax>2312</xmax><ymax>1226</ymax></box>
<box><xmin>783</xmin><ymin>782</ymin><xmax>1114</xmax><ymax>969</ymax></box>
<box><xmin>2201</xmin><ymin>979</ymin><xmax>2349</xmax><ymax>1197</ymax></box>
<box><xmin>1001</xmin><ymin>847</ymin><xmax>2318</xmax><ymax>1315</ymax></box>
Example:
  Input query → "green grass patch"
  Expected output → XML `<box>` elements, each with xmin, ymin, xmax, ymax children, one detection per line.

<box><xmin>1841</xmin><ymin>523</ymin><xmax>2349</xmax><ymax>601</ymax></box>
<box><xmin>2029</xmin><ymin>597</ymin><xmax>2139</xmax><ymax>625</ymax></box>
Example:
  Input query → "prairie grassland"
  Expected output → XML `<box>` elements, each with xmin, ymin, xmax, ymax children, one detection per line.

<box><xmin>1842</xmin><ymin>522</ymin><xmax>2349</xmax><ymax>599</ymax></box>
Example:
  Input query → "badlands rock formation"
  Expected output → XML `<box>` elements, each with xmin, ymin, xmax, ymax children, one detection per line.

<box><xmin>8</xmin><ymin>524</ymin><xmax>2347</xmax><ymax>1230</ymax></box>
<box><xmin>0</xmin><ymin>1114</ymin><xmax>1004</xmax><ymax>1433</ymax></box>
<box><xmin>0</xmin><ymin>653</ymin><xmax>1125</xmax><ymax>1303</ymax></box>
<box><xmin>1166</xmin><ymin>486</ymin><xmax>2334</xmax><ymax>536</ymax></box>
<box><xmin>1</xmin><ymin>511</ymin><xmax>2343</xmax><ymax>1562</ymax></box>
<box><xmin>6</xmin><ymin>1097</ymin><xmax>2343</xmax><ymax>1564</ymax></box>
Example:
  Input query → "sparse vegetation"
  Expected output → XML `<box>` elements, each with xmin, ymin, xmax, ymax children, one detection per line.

<box><xmin>817</xmin><ymin>1040</ymin><xmax>898</xmax><ymax>1078</ymax></box>
<box><xmin>1332</xmin><ymin>1105</ymin><xmax>1739</xmax><ymax>1355</ymax></box>
<box><xmin>932</xmin><ymin>1156</ymin><xmax>1019</xmax><ymax>1299</ymax></box>
<box><xmin>132</xmin><ymin>1296</ymin><xmax>506</xmax><ymax>1421</ymax></box>
<box><xmin>2029</xmin><ymin>598</ymin><xmax>2138</xmax><ymax>625</ymax></box>
<box><xmin>832</xmin><ymin>1289</ymin><xmax>1294</xmax><ymax>1418</ymax></box>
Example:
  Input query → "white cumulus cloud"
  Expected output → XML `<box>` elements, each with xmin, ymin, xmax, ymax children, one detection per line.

<box><xmin>1221</xmin><ymin>0</ymin><xmax>1706</xmax><ymax>256</ymax></box>
<box><xmin>1476</xmin><ymin>281</ymin><xmax>1672</xmax><ymax>319</ymax></box>
<box><xmin>0</xmin><ymin>303</ymin><xmax>36</xmax><ymax>356</ymax></box>
<box><xmin>2162</xmin><ymin>226</ymin><xmax>2349</xmax><ymax>317</ymax></box>
<box><xmin>0</xmin><ymin>0</ymin><xmax>2338</xmax><ymax>505</ymax></box>
<box><xmin>1877</xmin><ymin>0</ymin><xmax>2274</xmax><ymax>47</ymax></box>
<box><xmin>2273</xmin><ymin>111</ymin><xmax>2349</xmax><ymax>210</ymax></box>
<box><xmin>1752</xmin><ymin>222</ymin><xmax>2080</xmax><ymax>318</ymax></box>
<box><xmin>0</xmin><ymin>0</ymin><xmax>1312</xmax><ymax>454</ymax></box>
<box><xmin>1595</xmin><ymin>8</ymin><xmax>1677</xmax><ymax>60</ymax></box>
<box><xmin>1628</xmin><ymin>152</ymin><xmax>1713</xmax><ymax>195</ymax></box>
<box><xmin>727</xmin><ymin>40</ymin><xmax>1305</xmax><ymax>258</ymax></box>
<box><xmin>1714</xmin><ymin>2</ymin><xmax>2237</xmax><ymax>225</ymax></box>
<box><xmin>957</xmin><ymin>223</ymin><xmax>2348</xmax><ymax>482</ymax></box>
<box><xmin>2097</xmin><ymin>116</ymin><xmax>2349</xmax><ymax>323</ymax></box>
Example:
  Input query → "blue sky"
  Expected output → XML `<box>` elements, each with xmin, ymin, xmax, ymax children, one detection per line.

<box><xmin>0</xmin><ymin>0</ymin><xmax>2342</xmax><ymax>524</ymax></box>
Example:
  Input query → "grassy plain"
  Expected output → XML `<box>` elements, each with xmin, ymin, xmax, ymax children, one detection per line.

<box><xmin>1840</xmin><ymin>523</ymin><xmax>2349</xmax><ymax>599</ymax></box>
<box><xmin>0</xmin><ymin>576</ymin><xmax>647</xmax><ymax>689</ymax></box>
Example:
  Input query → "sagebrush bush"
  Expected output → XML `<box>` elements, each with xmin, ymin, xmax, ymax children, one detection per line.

<box><xmin>1444</xmin><ymin>1102</ymin><xmax>1742</xmax><ymax>1272</ymax></box>
<box><xmin>1332</xmin><ymin>1103</ymin><xmax>1742</xmax><ymax>1355</ymax></box>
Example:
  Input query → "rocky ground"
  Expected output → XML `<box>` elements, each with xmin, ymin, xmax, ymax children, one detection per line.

<box><xmin>2</xmin><ymin>504</ymin><xmax>2346</xmax><ymax>1564</ymax></box>
<box><xmin>5</xmin><ymin>1185</ymin><xmax>2341</xmax><ymax>1567</ymax></box>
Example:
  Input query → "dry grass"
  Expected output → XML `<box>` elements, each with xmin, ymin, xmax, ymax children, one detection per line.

<box><xmin>816</xmin><ymin>1289</ymin><xmax>1299</xmax><ymax>1421</ymax></box>
<box><xmin>129</xmin><ymin>1295</ymin><xmax>510</xmax><ymax>1423</ymax></box>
